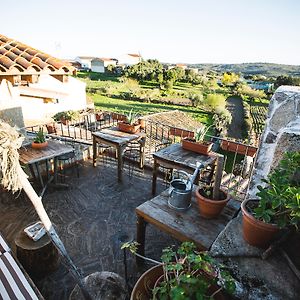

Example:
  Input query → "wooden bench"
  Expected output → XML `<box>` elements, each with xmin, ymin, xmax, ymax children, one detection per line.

<box><xmin>0</xmin><ymin>232</ymin><xmax>43</xmax><ymax>300</ymax></box>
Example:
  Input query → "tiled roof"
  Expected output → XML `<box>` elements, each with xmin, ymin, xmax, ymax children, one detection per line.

<box><xmin>0</xmin><ymin>34</ymin><xmax>74</xmax><ymax>75</ymax></box>
<box><xmin>127</xmin><ymin>53</ymin><xmax>141</xmax><ymax>58</ymax></box>
<box><xmin>91</xmin><ymin>57</ymin><xmax>116</xmax><ymax>62</ymax></box>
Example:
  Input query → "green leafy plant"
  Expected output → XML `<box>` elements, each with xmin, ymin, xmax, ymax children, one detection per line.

<box><xmin>124</xmin><ymin>109</ymin><xmax>138</xmax><ymax>125</ymax></box>
<box><xmin>53</xmin><ymin>110</ymin><xmax>79</xmax><ymax>122</ymax></box>
<box><xmin>194</xmin><ymin>125</ymin><xmax>211</xmax><ymax>142</ymax></box>
<box><xmin>254</xmin><ymin>152</ymin><xmax>300</xmax><ymax>229</ymax></box>
<box><xmin>33</xmin><ymin>129</ymin><xmax>46</xmax><ymax>143</ymax></box>
<box><xmin>122</xmin><ymin>241</ymin><xmax>236</xmax><ymax>299</ymax></box>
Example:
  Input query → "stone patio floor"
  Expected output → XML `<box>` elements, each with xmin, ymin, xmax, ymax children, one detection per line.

<box><xmin>0</xmin><ymin>159</ymin><xmax>179</xmax><ymax>300</ymax></box>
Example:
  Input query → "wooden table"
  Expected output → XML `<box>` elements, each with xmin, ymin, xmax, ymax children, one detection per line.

<box><xmin>135</xmin><ymin>186</ymin><xmax>240</xmax><ymax>264</ymax></box>
<box><xmin>92</xmin><ymin>127</ymin><xmax>146</xmax><ymax>182</ymax></box>
<box><xmin>19</xmin><ymin>140</ymin><xmax>74</xmax><ymax>196</ymax></box>
<box><xmin>152</xmin><ymin>143</ymin><xmax>224</xmax><ymax>198</ymax></box>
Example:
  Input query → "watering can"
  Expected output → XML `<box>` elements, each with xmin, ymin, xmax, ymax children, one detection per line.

<box><xmin>168</xmin><ymin>162</ymin><xmax>203</xmax><ymax>210</ymax></box>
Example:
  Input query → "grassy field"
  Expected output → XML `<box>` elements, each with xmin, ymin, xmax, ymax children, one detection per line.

<box><xmin>78</xmin><ymin>72</ymin><xmax>214</xmax><ymax>125</ymax></box>
<box><xmin>92</xmin><ymin>94</ymin><xmax>213</xmax><ymax>124</ymax></box>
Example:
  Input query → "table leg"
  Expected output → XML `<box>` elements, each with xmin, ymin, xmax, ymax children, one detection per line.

<box><xmin>117</xmin><ymin>145</ymin><xmax>123</xmax><ymax>182</ymax></box>
<box><xmin>28</xmin><ymin>164</ymin><xmax>37</xmax><ymax>182</ymax></box>
<box><xmin>152</xmin><ymin>159</ymin><xmax>158</xmax><ymax>195</ymax></box>
<box><xmin>139</xmin><ymin>138</ymin><xmax>145</xmax><ymax>169</ymax></box>
<box><xmin>93</xmin><ymin>137</ymin><xmax>97</xmax><ymax>167</ymax></box>
<box><xmin>35</xmin><ymin>162</ymin><xmax>44</xmax><ymax>188</ymax></box>
<box><xmin>136</xmin><ymin>215</ymin><xmax>147</xmax><ymax>265</ymax></box>
<box><xmin>213</xmin><ymin>155</ymin><xmax>224</xmax><ymax>199</ymax></box>
<box><xmin>53</xmin><ymin>157</ymin><xmax>58</xmax><ymax>184</ymax></box>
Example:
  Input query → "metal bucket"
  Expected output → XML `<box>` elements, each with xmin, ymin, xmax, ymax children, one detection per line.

<box><xmin>168</xmin><ymin>173</ymin><xmax>192</xmax><ymax>210</ymax></box>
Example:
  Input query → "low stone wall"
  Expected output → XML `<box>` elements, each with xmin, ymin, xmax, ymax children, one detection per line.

<box><xmin>210</xmin><ymin>86</ymin><xmax>300</xmax><ymax>299</ymax></box>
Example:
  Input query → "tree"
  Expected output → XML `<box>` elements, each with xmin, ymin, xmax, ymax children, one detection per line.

<box><xmin>236</xmin><ymin>83</ymin><xmax>266</xmax><ymax>99</ymax></box>
<box><xmin>222</xmin><ymin>72</ymin><xmax>240</xmax><ymax>86</ymax></box>
<box><xmin>275</xmin><ymin>75</ymin><xmax>300</xmax><ymax>88</ymax></box>
<box><xmin>205</xmin><ymin>93</ymin><xmax>226</xmax><ymax>110</ymax></box>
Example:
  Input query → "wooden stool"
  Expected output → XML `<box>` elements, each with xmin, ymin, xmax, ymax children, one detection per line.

<box><xmin>15</xmin><ymin>227</ymin><xmax>60</xmax><ymax>278</ymax></box>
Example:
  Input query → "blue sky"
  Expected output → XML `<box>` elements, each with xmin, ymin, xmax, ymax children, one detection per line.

<box><xmin>2</xmin><ymin>0</ymin><xmax>299</xmax><ymax>64</ymax></box>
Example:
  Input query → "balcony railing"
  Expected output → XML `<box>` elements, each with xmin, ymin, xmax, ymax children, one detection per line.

<box><xmin>25</xmin><ymin>109</ymin><xmax>258</xmax><ymax>200</ymax></box>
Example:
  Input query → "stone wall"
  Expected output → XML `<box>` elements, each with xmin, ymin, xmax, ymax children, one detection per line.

<box><xmin>248</xmin><ymin>85</ymin><xmax>300</xmax><ymax>198</ymax></box>
<box><xmin>210</xmin><ymin>86</ymin><xmax>300</xmax><ymax>299</ymax></box>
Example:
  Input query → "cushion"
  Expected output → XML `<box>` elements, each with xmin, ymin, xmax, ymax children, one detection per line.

<box><xmin>0</xmin><ymin>234</ymin><xmax>10</xmax><ymax>254</ymax></box>
<box><xmin>0</xmin><ymin>252</ymin><xmax>39</xmax><ymax>300</ymax></box>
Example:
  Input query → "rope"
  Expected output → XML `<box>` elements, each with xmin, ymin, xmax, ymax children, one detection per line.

<box><xmin>0</xmin><ymin>120</ymin><xmax>24</xmax><ymax>192</ymax></box>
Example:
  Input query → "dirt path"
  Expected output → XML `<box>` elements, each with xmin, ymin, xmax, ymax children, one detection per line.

<box><xmin>226</xmin><ymin>96</ymin><xmax>244</xmax><ymax>139</ymax></box>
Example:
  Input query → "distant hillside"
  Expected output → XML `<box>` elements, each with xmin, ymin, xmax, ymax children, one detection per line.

<box><xmin>188</xmin><ymin>63</ymin><xmax>300</xmax><ymax>77</ymax></box>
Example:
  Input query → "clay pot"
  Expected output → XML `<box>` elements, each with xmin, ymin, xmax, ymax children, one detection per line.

<box><xmin>131</xmin><ymin>265</ymin><xmax>163</xmax><ymax>300</ymax></box>
<box><xmin>221</xmin><ymin>140</ymin><xmax>257</xmax><ymax>157</ymax></box>
<box><xmin>241</xmin><ymin>199</ymin><xmax>279</xmax><ymax>248</ymax></box>
<box><xmin>46</xmin><ymin>124</ymin><xmax>57</xmax><ymax>134</ymax></box>
<box><xmin>138</xmin><ymin>118</ymin><xmax>146</xmax><ymax>129</ymax></box>
<box><xmin>95</xmin><ymin>112</ymin><xmax>103</xmax><ymax>121</ymax></box>
<box><xmin>195</xmin><ymin>188</ymin><xmax>229</xmax><ymax>219</ymax></box>
<box><xmin>170</xmin><ymin>127</ymin><xmax>194</xmax><ymax>138</ymax></box>
<box><xmin>118</xmin><ymin>122</ymin><xmax>141</xmax><ymax>134</ymax></box>
<box><xmin>182</xmin><ymin>138</ymin><xmax>213</xmax><ymax>155</ymax></box>
<box><xmin>31</xmin><ymin>141</ymin><xmax>48</xmax><ymax>149</ymax></box>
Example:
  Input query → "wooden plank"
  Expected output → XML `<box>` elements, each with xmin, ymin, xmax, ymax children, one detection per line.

<box><xmin>136</xmin><ymin>187</ymin><xmax>240</xmax><ymax>250</ymax></box>
<box><xmin>18</xmin><ymin>141</ymin><xmax>74</xmax><ymax>165</ymax></box>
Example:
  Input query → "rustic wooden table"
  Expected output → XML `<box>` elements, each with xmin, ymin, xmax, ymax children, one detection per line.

<box><xmin>19</xmin><ymin>140</ymin><xmax>74</xmax><ymax>196</ymax></box>
<box><xmin>152</xmin><ymin>143</ymin><xmax>224</xmax><ymax>198</ymax></box>
<box><xmin>92</xmin><ymin>127</ymin><xmax>146</xmax><ymax>182</ymax></box>
<box><xmin>135</xmin><ymin>186</ymin><xmax>240</xmax><ymax>264</ymax></box>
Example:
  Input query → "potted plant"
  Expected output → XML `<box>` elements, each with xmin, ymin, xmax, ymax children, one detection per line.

<box><xmin>53</xmin><ymin>110</ymin><xmax>79</xmax><ymax>125</ymax></box>
<box><xmin>118</xmin><ymin>109</ymin><xmax>141</xmax><ymax>134</ymax></box>
<box><xmin>31</xmin><ymin>129</ymin><xmax>48</xmax><ymax>149</ymax></box>
<box><xmin>95</xmin><ymin>109</ymin><xmax>104</xmax><ymax>121</ymax></box>
<box><xmin>182</xmin><ymin>125</ymin><xmax>213</xmax><ymax>155</ymax></box>
<box><xmin>46</xmin><ymin>123</ymin><xmax>57</xmax><ymax>134</ymax></box>
<box><xmin>221</xmin><ymin>140</ymin><xmax>257</xmax><ymax>157</ymax></box>
<box><xmin>241</xmin><ymin>152</ymin><xmax>300</xmax><ymax>248</ymax></box>
<box><xmin>123</xmin><ymin>241</ymin><xmax>236</xmax><ymax>300</ymax></box>
<box><xmin>195</xmin><ymin>184</ymin><xmax>230</xmax><ymax>219</ymax></box>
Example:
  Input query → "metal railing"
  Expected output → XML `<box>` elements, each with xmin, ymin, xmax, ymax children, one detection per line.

<box><xmin>25</xmin><ymin>109</ymin><xmax>258</xmax><ymax>200</ymax></box>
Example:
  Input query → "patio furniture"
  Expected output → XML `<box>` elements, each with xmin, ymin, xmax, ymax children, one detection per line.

<box><xmin>122</xmin><ymin>140</ymin><xmax>144</xmax><ymax>178</ymax></box>
<box><xmin>92</xmin><ymin>127</ymin><xmax>146</xmax><ymax>182</ymax></box>
<box><xmin>15</xmin><ymin>227</ymin><xmax>60</xmax><ymax>278</ymax></box>
<box><xmin>0</xmin><ymin>232</ymin><xmax>43</xmax><ymax>299</ymax></box>
<box><xmin>135</xmin><ymin>186</ymin><xmax>240</xmax><ymax>265</ymax></box>
<box><xmin>18</xmin><ymin>140</ymin><xmax>74</xmax><ymax>196</ymax></box>
<box><xmin>152</xmin><ymin>143</ymin><xmax>224</xmax><ymax>198</ymax></box>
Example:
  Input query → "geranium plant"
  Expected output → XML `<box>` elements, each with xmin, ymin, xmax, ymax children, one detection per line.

<box><xmin>122</xmin><ymin>241</ymin><xmax>236</xmax><ymax>299</ymax></box>
<box><xmin>253</xmin><ymin>152</ymin><xmax>300</xmax><ymax>228</ymax></box>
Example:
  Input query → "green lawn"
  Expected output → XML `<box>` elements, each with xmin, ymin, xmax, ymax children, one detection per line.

<box><xmin>91</xmin><ymin>94</ymin><xmax>212</xmax><ymax>124</ymax></box>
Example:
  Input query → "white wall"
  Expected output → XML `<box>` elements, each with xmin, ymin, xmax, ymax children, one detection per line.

<box><xmin>118</xmin><ymin>54</ymin><xmax>141</xmax><ymax>66</ymax></box>
<box><xmin>1</xmin><ymin>75</ymin><xmax>87</xmax><ymax>125</ymax></box>
<box><xmin>91</xmin><ymin>61</ymin><xmax>105</xmax><ymax>73</ymax></box>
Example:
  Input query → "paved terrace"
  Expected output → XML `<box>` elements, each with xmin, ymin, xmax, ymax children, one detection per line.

<box><xmin>0</xmin><ymin>159</ymin><xmax>179</xmax><ymax>300</ymax></box>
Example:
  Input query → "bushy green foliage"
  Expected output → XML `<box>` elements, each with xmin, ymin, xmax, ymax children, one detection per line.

<box><xmin>53</xmin><ymin>110</ymin><xmax>79</xmax><ymax>122</ymax></box>
<box><xmin>275</xmin><ymin>75</ymin><xmax>300</xmax><ymax>88</ymax></box>
<box><xmin>236</xmin><ymin>83</ymin><xmax>266</xmax><ymax>100</ymax></box>
<box><xmin>205</xmin><ymin>93</ymin><xmax>226</xmax><ymax>110</ymax></box>
<box><xmin>254</xmin><ymin>152</ymin><xmax>300</xmax><ymax>228</ymax></box>
<box><xmin>186</xmin><ymin>91</ymin><xmax>204</xmax><ymax>107</ymax></box>
<box><xmin>153</xmin><ymin>242</ymin><xmax>236</xmax><ymax>299</ymax></box>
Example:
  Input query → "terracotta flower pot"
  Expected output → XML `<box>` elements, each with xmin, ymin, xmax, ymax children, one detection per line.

<box><xmin>46</xmin><ymin>124</ymin><xmax>57</xmax><ymax>134</ymax></box>
<box><xmin>182</xmin><ymin>138</ymin><xmax>213</xmax><ymax>155</ymax></box>
<box><xmin>138</xmin><ymin>118</ymin><xmax>146</xmax><ymax>129</ymax></box>
<box><xmin>95</xmin><ymin>113</ymin><xmax>103</xmax><ymax>121</ymax></box>
<box><xmin>118</xmin><ymin>122</ymin><xmax>141</xmax><ymax>134</ymax></box>
<box><xmin>195</xmin><ymin>188</ymin><xmax>229</xmax><ymax>219</ymax></box>
<box><xmin>241</xmin><ymin>199</ymin><xmax>279</xmax><ymax>248</ymax></box>
<box><xmin>221</xmin><ymin>140</ymin><xmax>257</xmax><ymax>157</ymax></box>
<box><xmin>131</xmin><ymin>265</ymin><xmax>163</xmax><ymax>300</ymax></box>
<box><xmin>31</xmin><ymin>141</ymin><xmax>48</xmax><ymax>149</ymax></box>
<box><xmin>170</xmin><ymin>127</ymin><xmax>194</xmax><ymax>138</ymax></box>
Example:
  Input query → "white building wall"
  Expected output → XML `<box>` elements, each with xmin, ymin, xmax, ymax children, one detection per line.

<box><xmin>1</xmin><ymin>75</ymin><xmax>87</xmax><ymax>125</ymax></box>
<box><xmin>91</xmin><ymin>61</ymin><xmax>105</xmax><ymax>73</ymax></box>
<box><xmin>118</xmin><ymin>54</ymin><xmax>141</xmax><ymax>66</ymax></box>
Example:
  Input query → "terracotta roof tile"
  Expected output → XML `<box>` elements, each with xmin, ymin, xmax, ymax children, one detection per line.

<box><xmin>0</xmin><ymin>34</ymin><xmax>74</xmax><ymax>75</ymax></box>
